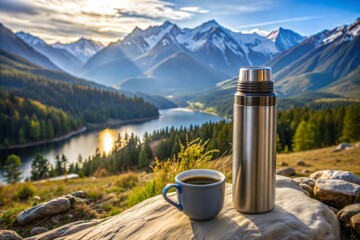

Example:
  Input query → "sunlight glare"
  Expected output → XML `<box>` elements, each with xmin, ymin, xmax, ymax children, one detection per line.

<box><xmin>100</xmin><ymin>129</ymin><xmax>116</xmax><ymax>156</ymax></box>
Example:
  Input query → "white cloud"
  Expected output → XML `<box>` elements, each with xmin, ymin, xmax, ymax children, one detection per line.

<box><xmin>180</xmin><ymin>6</ymin><xmax>209</xmax><ymax>14</ymax></box>
<box><xmin>241</xmin><ymin>28</ymin><xmax>270</xmax><ymax>36</ymax></box>
<box><xmin>0</xmin><ymin>0</ymin><xmax>205</xmax><ymax>43</ymax></box>
<box><xmin>237</xmin><ymin>16</ymin><xmax>319</xmax><ymax>29</ymax></box>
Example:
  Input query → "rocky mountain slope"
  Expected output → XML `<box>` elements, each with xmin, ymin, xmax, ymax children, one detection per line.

<box><xmin>52</xmin><ymin>38</ymin><xmax>104</xmax><ymax>63</ymax></box>
<box><xmin>0</xmin><ymin>24</ymin><xmax>60</xmax><ymax>71</ymax></box>
<box><xmin>16</xmin><ymin>32</ymin><xmax>82</xmax><ymax>75</ymax></box>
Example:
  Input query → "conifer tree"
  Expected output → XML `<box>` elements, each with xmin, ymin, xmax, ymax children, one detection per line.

<box><xmin>341</xmin><ymin>104</ymin><xmax>360</xmax><ymax>142</ymax></box>
<box><xmin>31</xmin><ymin>153</ymin><xmax>50</xmax><ymax>180</ymax></box>
<box><xmin>3</xmin><ymin>154</ymin><xmax>22</xmax><ymax>184</ymax></box>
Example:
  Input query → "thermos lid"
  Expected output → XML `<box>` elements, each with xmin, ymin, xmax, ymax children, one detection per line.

<box><xmin>239</xmin><ymin>66</ymin><xmax>272</xmax><ymax>82</ymax></box>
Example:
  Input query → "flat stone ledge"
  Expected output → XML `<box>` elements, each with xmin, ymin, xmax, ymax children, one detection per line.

<box><xmin>26</xmin><ymin>176</ymin><xmax>340</xmax><ymax>240</ymax></box>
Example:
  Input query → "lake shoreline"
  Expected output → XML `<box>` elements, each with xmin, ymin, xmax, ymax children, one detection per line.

<box><xmin>0</xmin><ymin>126</ymin><xmax>88</xmax><ymax>150</ymax></box>
<box><xmin>0</xmin><ymin>116</ymin><xmax>159</xmax><ymax>150</ymax></box>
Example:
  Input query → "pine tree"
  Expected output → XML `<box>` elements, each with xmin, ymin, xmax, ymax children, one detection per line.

<box><xmin>276</xmin><ymin>134</ymin><xmax>282</xmax><ymax>152</ymax></box>
<box><xmin>55</xmin><ymin>155</ymin><xmax>63</xmax><ymax>175</ymax></box>
<box><xmin>61</xmin><ymin>154</ymin><xmax>68</xmax><ymax>174</ymax></box>
<box><xmin>138</xmin><ymin>144</ymin><xmax>149</xmax><ymax>168</ymax></box>
<box><xmin>292</xmin><ymin>120</ymin><xmax>316</xmax><ymax>151</ymax></box>
<box><xmin>3</xmin><ymin>154</ymin><xmax>22</xmax><ymax>184</ymax></box>
<box><xmin>341</xmin><ymin>104</ymin><xmax>360</xmax><ymax>142</ymax></box>
<box><xmin>31</xmin><ymin>153</ymin><xmax>50</xmax><ymax>180</ymax></box>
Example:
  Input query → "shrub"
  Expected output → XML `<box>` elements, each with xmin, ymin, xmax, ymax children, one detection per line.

<box><xmin>93</xmin><ymin>168</ymin><xmax>108</xmax><ymax>178</ymax></box>
<box><xmin>71</xmin><ymin>202</ymin><xmax>97</xmax><ymax>220</ymax></box>
<box><xmin>115</xmin><ymin>173</ymin><xmax>138</xmax><ymax>189</ymax></box>
<box><xmin>127</xmin><ymin>138</ymin><xmax>217</xmax><ymax>207</ymax></box>
<box><xmin>14</xmin><ymin>184</ymin><xmax>35</xmax><ymax>201</ymax></box>
<box><xmin>55</xmin><ymin>184</ymin><xmax>65</xmax><ymax>194</ymax></box>
<box><xmin>0</xmin><ymin>207</ymin><xmax>25</xmax><ymax>227</ymax></box>
<box><xmin>87</xmin><ymin>189</ymin><xmax>104</xmax><ymax>201</ymax></box>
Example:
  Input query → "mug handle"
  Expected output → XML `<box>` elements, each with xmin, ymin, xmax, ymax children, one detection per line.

<box><xmin>162</xmin><ymin>183</ymin><xmax>183</xmax><ymax>211</ymax></box>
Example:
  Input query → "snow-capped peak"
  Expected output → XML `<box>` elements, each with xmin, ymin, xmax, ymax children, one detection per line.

<box><xmin>123</xmin><ymin>21</ymin><xmax>178</xmax><ymax>52</ymax></box>
<box><xmin>193</xmin><ymin>19</ymin><xmax>221</xmax><ymax>33</ymax></box>
<box><xmin>267</xmin><ymin>27</ymin><xmax>305</xmax><ymax>51</ymax></box>
<box><xmin>52</xmin><ymin>38</ymin><xmax>104</xmax><ymax>63</ymax></box>
<box><xmin>16</xmin><ymin>32</ymin><xmax>47</xmax><ymax>47</ymax></box>
<box><xmin>322</xmin><ymin>18</ymin><xmax>360</xmax><ymax>45</ymax></box>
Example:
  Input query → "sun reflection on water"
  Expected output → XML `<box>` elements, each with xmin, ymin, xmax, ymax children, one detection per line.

<box><xmin>99</xmin><ymin>129</ymin><xmax>116</xmax><ymax>156</ymax></box>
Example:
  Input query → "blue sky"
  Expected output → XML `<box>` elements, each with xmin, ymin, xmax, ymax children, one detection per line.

<box><xmin>0</xmin><ymin>0</ymin><xmax>358</xmax><ymax>44</ymax></box>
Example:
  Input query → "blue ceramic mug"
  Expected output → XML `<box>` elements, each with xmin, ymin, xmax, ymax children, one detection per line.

<box><xmin>162</xmin><ymin>169</ymin><xmax>225</xmax><ymax>220</ymax></box>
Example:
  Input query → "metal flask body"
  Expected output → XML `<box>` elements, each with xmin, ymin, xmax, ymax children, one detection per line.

<box><xmin>232</xmin><ymin>66</ymin><xmax>277</xmax><ymax>213</ymax></box>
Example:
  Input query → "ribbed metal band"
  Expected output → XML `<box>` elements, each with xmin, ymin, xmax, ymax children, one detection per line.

<box><xmin>237</xmin><ymin>81</ymin><xmax>274</xmax><ymax>93</ymax></box>
<box><xmin>234</xmin><ymin>95</ymin><xmax>277</xmax><ymax>106</ymax></box>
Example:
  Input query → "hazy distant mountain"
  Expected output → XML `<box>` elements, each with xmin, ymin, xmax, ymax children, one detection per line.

<box><xmin>0</xmin><ymin>24</ymin><xmax>60</xmax><ymax>71</ymax></box>
<box><xmin>16</xmin><ymin>32</ymin><xmax>82</xmax><ymax>75</ymax></box>
<box><xmin>267</xmin><ymin>27</ymin><xmax>306</xmax><ymax>51</ymax></box>
<box><xmin>82</xmin><ymin>20</ymin><xmax>289</xmax><ymax>92</ymax></box>
<box><xmin>0</xmin><ymin>48</ymin><xmax>107</xmax><ymax>89</ymax></box>
<box><xmin>120</xmin><ymin>52</ymin><xmax>229</xmax><ymax>95</ymax></box>
<box><xmin>52</xmin><ymin>38</ymin><xmax>104</xmax><ymax>63</ymax></box>
<box><xmin>268</xmin><ymin>18</ymin><xmax>360</xmax><ymax>97</ymax></box>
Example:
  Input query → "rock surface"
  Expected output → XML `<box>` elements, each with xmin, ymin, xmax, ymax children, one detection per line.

<box><xmin>30</xmin><ymin>227</ymin><xmax>48</xmax><ymax>236</ymax></box>
<box><xmin>337</xmin><ymin>203</ymin><xmax>360</xmax><ymax>224</ymax></box>
<box><xmin>0</xmin><ymin>230</ymin><xmax>23</xmax><ymax>240</ymax></box>
<box><xmin>25</xmin><ymin>176</ymin><xmax>340</xmax><ymax>240</ymax></box>
<box><xmin>313</xmin><ymin>179</ymin><xmax>360</xmax><ymax>209</ymax></box>
<box><xmin>17</xmin><ymin>197</ymin><xmax>71</xmax><ymax>225</ymax></box>
<box><xmin>293</xmin><ymin>177</ymin><xmax>315</xmax><ymax>188</ymax></box>
<box><xmin>350</xmin><ymin>213</ymin><xmax>360</xmax><ymax>235</ymax></box>
<box><xmin>297</xmin><ymin>160</ymin><xmax>306</xmax><ymax>166</ymax></box>
<box><xmin>70</xmin><ymin>191</ymin><xmax>87</xmax><ymax>198</ymax></box>
<box><xmin>337</xmin><ymin>202</ymin><xmax>360</xmax><ymax>235</ymax></box>
<box><xmin>276</xmin><ymin>167</ymin><xmax>295</xmax><ymax>176</ymax></box>
<box><xmin>334</xmin><ymin>143</ymin><xmax>352</xmax><ymax>151</ymax></box>
<box><xmin>310</xmin><ymin>170</ymin><xmax>360</xmax><ymax>185</ymax></box>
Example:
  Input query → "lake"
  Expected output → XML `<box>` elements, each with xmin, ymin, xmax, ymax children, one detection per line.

<box><xmin>0</xmin><ymin>108</ymin><xmax>223</xmax><ymax>183</ymax></box>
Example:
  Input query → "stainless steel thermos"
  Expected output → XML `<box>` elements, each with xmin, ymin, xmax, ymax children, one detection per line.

<box><xmin>232</xmin><ymin>66</ymin><xmax>277</xmax><ymax>213</ymax></box>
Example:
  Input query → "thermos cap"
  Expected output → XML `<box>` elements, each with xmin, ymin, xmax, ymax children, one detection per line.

<box><xmin>239</xmin><ymin>66</ymin><xmax>272</xmax><ymax>82</ymax></box>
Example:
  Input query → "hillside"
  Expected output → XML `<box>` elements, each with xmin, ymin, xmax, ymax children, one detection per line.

<box><xmin>0</xmin><ymin>49</ymin><xmax>159</xmax><ymax>124</ymax></box>
<box><xmin>0</xmin><ymin>24</ymin><xmax>60</xmax><ymax>71</ymax></box>
<box><xmin>0</xmin><ymin>49</ymin><xmax>105</xmax><ymax>89</ymax></box>
<box><xmin>268</xmin><ymin>19</ymin><xmax>360</xmax><ymax>97</ymax></box>
<box><xmin>188</xmin><ymin>76</ymin><xmax>358</xmax><ymax>117</ymax></box>
<box><xmin>211</xmin><ymin>143</ymin><xmax>360</xmax><ymax>179</ymax></box>
<box><xmin>0</xmin><ymin>93</ymin><xmax>80</xmax><ymax>147</ymax></box>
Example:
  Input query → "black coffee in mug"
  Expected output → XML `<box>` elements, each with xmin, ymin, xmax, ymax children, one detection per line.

<box><xmin>183</xmin><ymin>176</ymin><xmax>219</xmax><ymax>185</ymax></box>
<box><xmin>162</xmin><ymin>169</ymin><xmax>226</xmax><ymax>220</ymax></box>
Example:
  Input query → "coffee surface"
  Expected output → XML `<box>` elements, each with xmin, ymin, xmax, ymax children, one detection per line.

<box><xmin>182</xmin><ymin>176</ymin><xmax>219</xmax><ymax>185</ymax></box>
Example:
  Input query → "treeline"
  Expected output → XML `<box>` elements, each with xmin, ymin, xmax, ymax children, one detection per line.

<box><xmin>0</xmin><ymin>67</ymin><xmax>159</xmax><ymax>123</ymax></box>
<box><xmin>0</xmin><ymin>93</ymin><xmax>80</xmax><ymax>146</ymax></box>
<box><xmin>149</xmin><ymin>104</ymin><xmax>360</xmax><ymax>160</ymax></box>
<box><xmin>2</xmin><ymin>104</ymin><xmax>359</xmax><ymax>184</ymax></box>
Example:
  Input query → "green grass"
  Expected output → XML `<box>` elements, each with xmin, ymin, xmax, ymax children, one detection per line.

<box><xmin>0</xmin><ymin>172</ymin><xmax>145</xmax><ymax>238</ymax></box>
<box><xmin>128</xmin><ymin>138</ymin><xmax>216</xmax><ymax>207</ymax></box>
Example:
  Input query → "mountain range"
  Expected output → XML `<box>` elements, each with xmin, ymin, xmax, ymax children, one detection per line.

<box><xmin>190</xmin><ymin>18</ymin><xmax>360</xmax><ymax>116</ymax></box>
<box><xmin>0</xmin><ymin>17</ymin><xmax>359</xmax><ymax>113</ymax></box>
<box><xmin>79</xmin><ymin>20</ymin><xmax>304</xmax><ymax>94</ymax></box>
